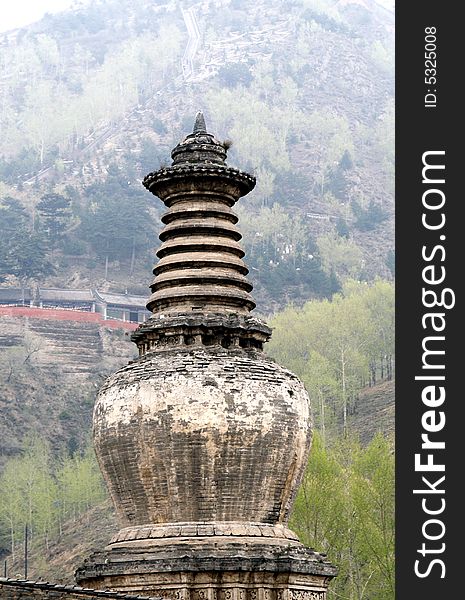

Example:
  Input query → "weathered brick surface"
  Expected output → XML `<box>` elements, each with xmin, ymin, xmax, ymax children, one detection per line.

<box><xmin>130</xmin><ymin>313</ymin><xmax>271</xmax><ymax>355</ymax></box>
<box><xmin>93</xmin><ymin>346</ymin><xmax>312</xmax><ymax>528</ymax></box>
<box><xmin>108</xmin><ymin>522</ymin><xmax>299</xmax><ymax>545</ymax></box>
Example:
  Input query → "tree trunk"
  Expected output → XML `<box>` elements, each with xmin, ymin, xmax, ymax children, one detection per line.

<box><xmin>104</xmin><ymin>253</ymin><xmax>109</xmax><ymax>281</ymax></box>
<box><xmin>130</xmin><ymin>236</ymin><xmax>136</xmax><ymax>275</ymax></box>
<box><xmin>341</xmin><ymin>349</ymin><xmax>347</xmax><ymax>437</ymax></box>
<box><xmin>10</xmin><ymin>526</ymin><xmax>15</xmax><ymax>562</ymax></box>
<box><xmin>319</xmin><ymin>390</ymin><xmax>326</xmax><ymax>445</ymax></box>
<box><xmin>370</xmin><ymin>362</ymin><xmax>376</xmax><ymax>386</ymax></box>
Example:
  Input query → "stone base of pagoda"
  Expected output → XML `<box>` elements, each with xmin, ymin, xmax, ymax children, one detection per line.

<box><xmin>75</xmin><ymin>528</ymin><xmax>336</xmax><ymax>599</ymax></box>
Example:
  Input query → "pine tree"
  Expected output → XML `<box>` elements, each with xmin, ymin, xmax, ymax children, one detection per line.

<box><xmin>7</xmin><ymin>229</ymin><xmax>55</xmax><ymax>283</ymax></box>
<box><xmin>37</xmin><ymin>193</ymin><xmax>71</xmax><ymax>248</ymax></box>
<box><xmin>0</xmin><ymin>196</ymin><xmax>54</xmax><ymax>283</ymax></box>
<box><xmin>79</xmin><ymin>174</ymin><xmax>154</xmax><ymax>278</ymax></box>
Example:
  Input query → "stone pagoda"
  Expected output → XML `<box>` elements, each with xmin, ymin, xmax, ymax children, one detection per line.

<box><xmin>76</xmin><ymin>113</ymin><xmax>337</xmax><ymax>598</ymax></box>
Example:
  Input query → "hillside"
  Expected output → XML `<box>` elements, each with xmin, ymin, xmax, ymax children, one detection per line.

<box><xmin>0</xmin><ymin>0</ymin><xmax>394</xmax><ymax>311</ymax></box>
<box><xmin>348</xmin><ymin>378</ymin><xmax>395</xmax><ymax>444</ymax></box>
<box><xmin>7</xmin><ymin>499</ymin><xmax>118</xmax><ymax>583</ymax></box>
<box><xmin>0</xmin><ymin>312</ymin><xmax>137</xmax><ymax>467</ymax></box>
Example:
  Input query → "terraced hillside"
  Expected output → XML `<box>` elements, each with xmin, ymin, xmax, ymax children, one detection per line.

<box><xmin>0</xmin><ymin>313</ymin><xmax>137</xmax><ymax>466</ymax></box>
<box><xmin>27</xmin><ymin>319</ymin><xmax>103</xmax><ymax>374</ymax></box>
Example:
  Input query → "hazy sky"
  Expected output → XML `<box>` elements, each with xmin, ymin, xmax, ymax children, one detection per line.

<box><xmin>0</xmin><ymin>0</ymin><xmax>75</xmax><ymax>33</ymax></box>
<box><xmin>0</xmin><ymin>0</ymin><xmax>395</xmax><ymax>34</ymax></box>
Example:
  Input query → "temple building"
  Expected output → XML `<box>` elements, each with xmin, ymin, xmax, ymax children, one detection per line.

<box><xmin>0</xmin><ymin>114</ymin><xmax>336</xmax><ymax>599</ymax></box>
<box><xmin>0</xmin><ymin>287</ymin><xmax>150</xmax><ymax>323</ymax></box>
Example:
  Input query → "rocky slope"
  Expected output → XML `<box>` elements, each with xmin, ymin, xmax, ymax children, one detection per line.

<box><xmin>0</xmin><ymin>313</ymin><xmax>137</xmax><ymax>467</ymax></box>
<box><xmin>348</xmin><ymin>378</ymin><xmax>395</xmax><ymax>445</ymax></box>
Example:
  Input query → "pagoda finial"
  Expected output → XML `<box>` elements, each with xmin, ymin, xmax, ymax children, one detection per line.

<box><xmin>193</xmin><ymin>111</ymin><xmax>207</xmax><ymax>134</ymax></box>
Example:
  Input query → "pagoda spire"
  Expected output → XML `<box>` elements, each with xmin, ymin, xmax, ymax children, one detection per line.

<box><xmin>193</xmin><ymin>110</ymin><xmax>207</xmax><ymax>133</ymax></box>
<box><xmin>142</xmin><ymin>114</ymin><xmax>256</xmax><ymax>316</ymax></box>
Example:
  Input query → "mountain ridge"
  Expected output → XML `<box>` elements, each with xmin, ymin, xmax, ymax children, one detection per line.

<box><xmin>1</xmin><ymin>0</ymin><xmax>394</xmax><ymax>311</ymax></box>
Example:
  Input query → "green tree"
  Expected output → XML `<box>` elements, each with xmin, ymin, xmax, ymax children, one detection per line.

<box><xmin>5</xmin><ymin>230</ymin><xmax>55</xmax><ymax>283</ymax></box>
<box><xmin>290</xmin><ymin>432</ymin><xmax>347</xmax><ymax>550</ymax></box>
<box><xmin>315</xmin><ymin>294</ymin><xmax>372</xmax><ymax>435</ymax></box>
<box><xmin>304</xmin><ymin>110</ymin><xmax>354</xmax><ymax>196</ymax></box>
<box><xmin>0</xmin><ymin>197</ymin><xmax>54</xmax><ymax>284</ymax></box>
<box><xmin>56</xmin><ymin>445</ymin><xmax>105</xmax><ymax>528</ymax></box>
<box><xmin>79</xmin><ymin>173</ymin><xmax>154</xmax><ymax>278</ymax></box>
<box><xmin>22</xmin><ymin>82</ymin><xmax>60</xmax><ymax>165</ymax></box>
<box><xmin>217</xmin><ymin>63</ymin><xmax>253</xmax><ymax>88</ymax></box>
<box><xmin>269</xmin><ymin>281</ymin><xmax>393</xmax><ymax>435</ymax></box>
<box><xmin>343</xmin><ymin>280</ymin><xmax>395</xmax><ymax>383</ymax></box>
<box><xmin>0</xmin><ymin>438</ymin><xmax>106</xmax><ymax>558</ymax></box>
<box><xmin>328</xmin><ymin>150</ymin><xmax>353</xmax><ymax>200</ymax></box>
<box><xmin>0</xmin><ymin>197</ymin><xmax>28</xmax><ymax>233</ymax></box>
<box><xmin>335</xmin><ymin>216</ymin><xmax>350</xmax><ymax>238</ymax></box>
<box><xmin>291</xmin><ymin>433</ymin><xmax>395</xmax><ymax>600</ymax></box>
<box><xmin>352</xmin><ymin>199</ymin><xmax>388</xmax><ymax>231</ymax></box>
<box><xmin>316</xmin><ymin>233</ymin><xmax>364</xmax><ymax>282</ymax></box>
<box><xmin>0</xmin><ymin>461</ymin><xmax>25</xmax><ymax>559</ymax></box>
<box><xmin>351</xmin><ymin>434</ymin><xmax>395</xmax><ymax>598</ymax></box>
<box><xmin>37</xmin><ymin>193</ymin><xmax>71</xmax><ymax>248</ymax></box>
<box><xmin>301</xmin><ymin>351</ymin><xmax>339</xmax><ymax>443</ymax></box>
<box><xmin>0</xmin><ymin>437</ymin><xmax>56</xmax><ymax>554</ymax></box>
<box><xmin>0</xmin><ymin>197</ymin><xmax>28</xmax><ymax>281</ymax></box>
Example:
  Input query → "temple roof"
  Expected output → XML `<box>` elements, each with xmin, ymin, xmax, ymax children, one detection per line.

<box><xmin>94</xmin><ymin>291</ymin><xmax>148</xmax><ymax>308</ymax></box>
<box><xmin>40</xmin><ymin>288</ymin><xmax>94</xmax><ymax>302</ymax></box>
<box><xmin>0</xmin><ymin>287</ymin><xmax>31</xmax><ymax>301</ymax></box>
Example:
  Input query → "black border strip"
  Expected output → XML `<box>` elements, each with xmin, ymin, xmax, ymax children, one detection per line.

<box><xmin>396</xmin><ymin>2</ymin><xmax>460</xmax><ymax>596</ymax></box>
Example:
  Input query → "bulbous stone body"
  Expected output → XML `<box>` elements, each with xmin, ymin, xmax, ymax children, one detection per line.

<box><xmin>93</xmin><ymin>346</ymin><xmax>312</xmax><ymax>529</ymax></box>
